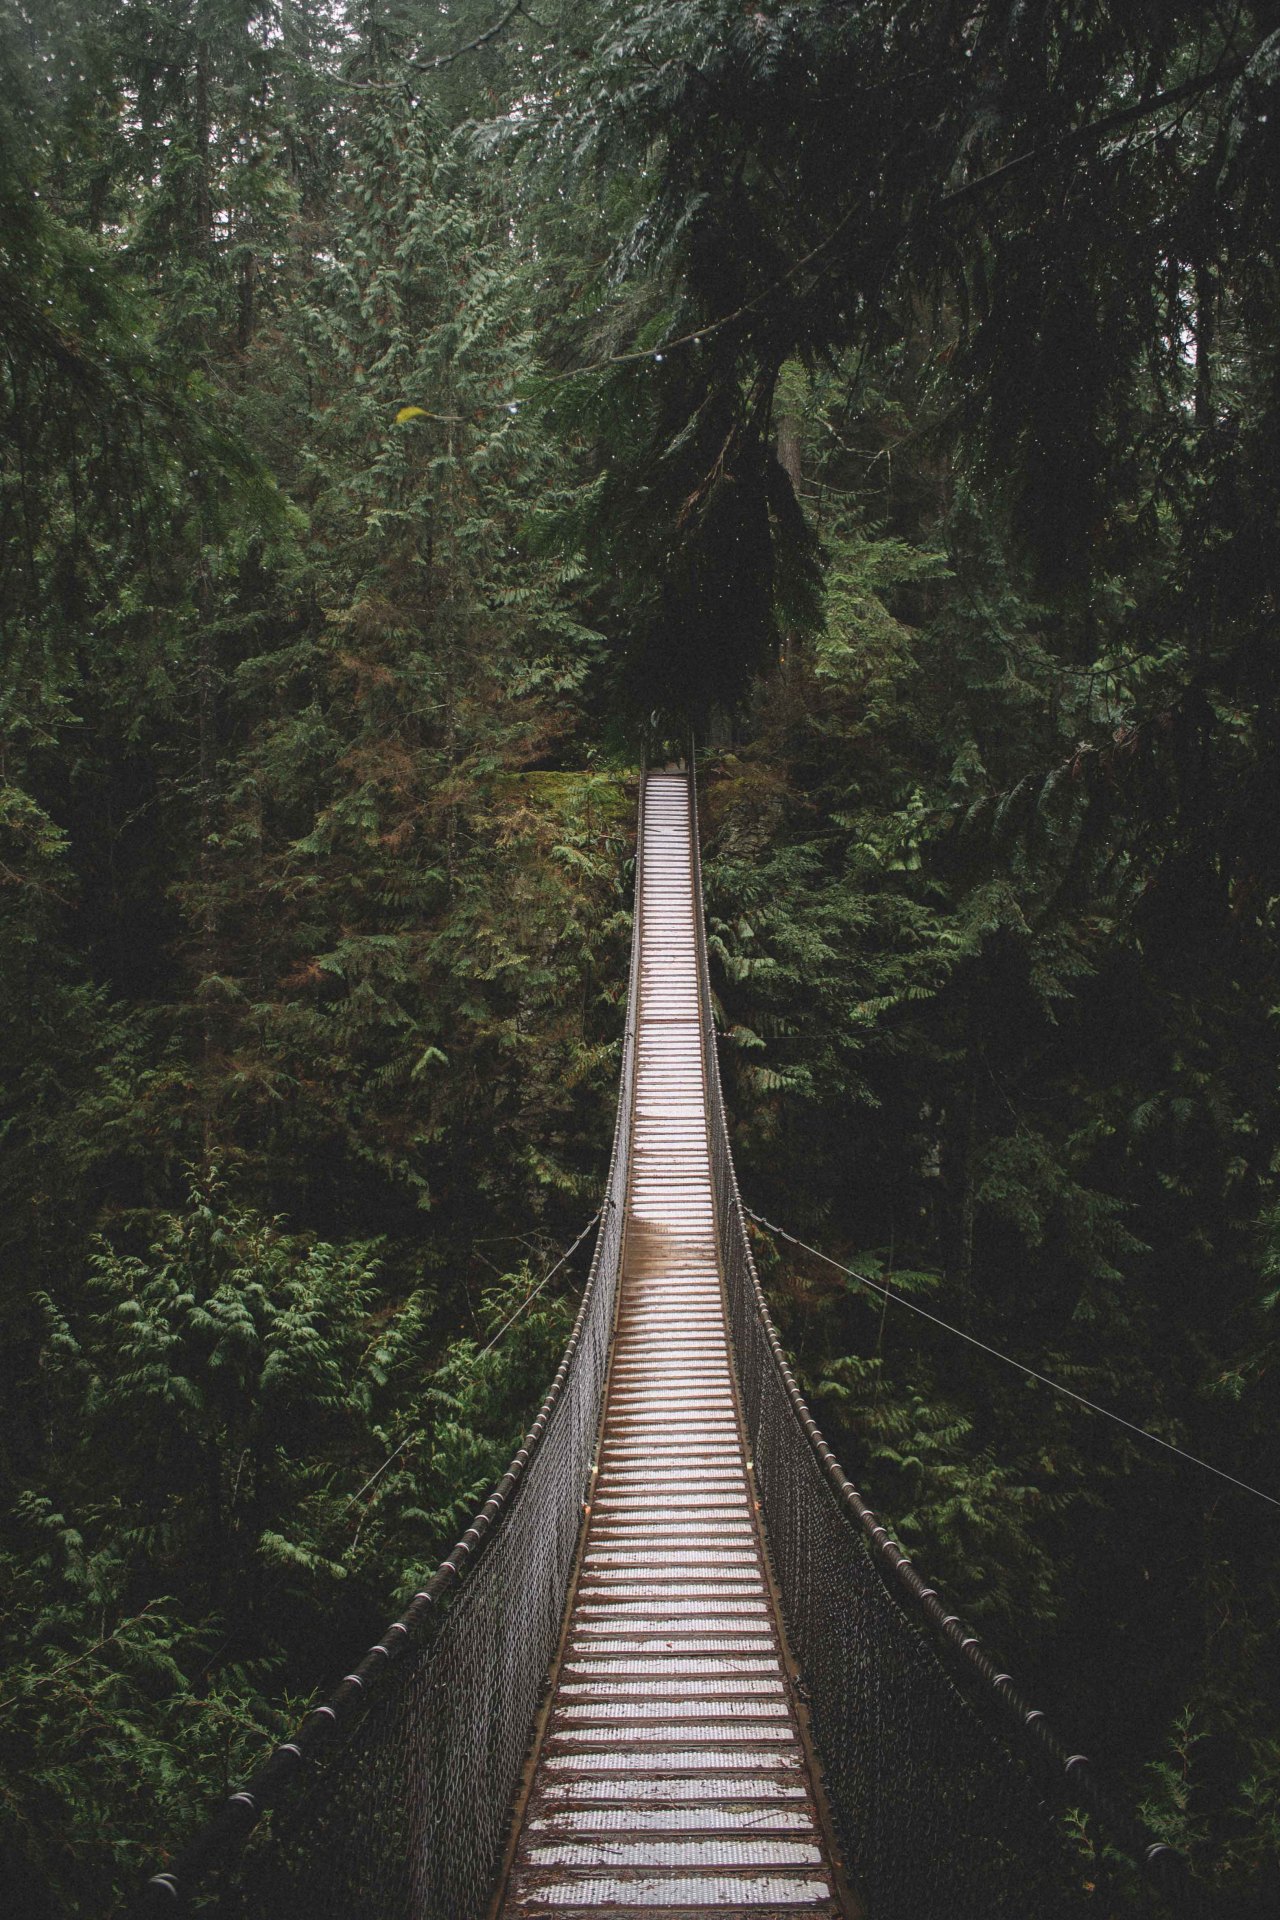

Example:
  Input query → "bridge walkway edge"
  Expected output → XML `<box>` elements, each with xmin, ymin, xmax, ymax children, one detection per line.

<box><xmin>496</xmin><ymin>770</ymin><xmax>847</xmax><ymax>1920</ymax></box>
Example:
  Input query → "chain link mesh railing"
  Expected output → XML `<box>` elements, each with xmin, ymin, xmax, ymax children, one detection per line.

<box><xmin>138</xmin><ymin>787</ymin><xmax>645</xmax><ymax>1920</ymax></box>
<box><xmin>685</xmin><ymin>760</ymin><xmax>1193</xmax><ymax>1920</ymax></box>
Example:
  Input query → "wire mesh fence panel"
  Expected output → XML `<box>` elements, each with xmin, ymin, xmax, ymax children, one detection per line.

<box><xmin>720</xmin><ymin>1222</ymin><xmax>1089</xmax><ymax>1918</ymax></box>
<box><xmin>686</xmin><ymin>763</ymin><xmax>1106</xmax><ymax>1920</ymax></box>
<box><xmin>146</xmin><ymin>802</ymin><xmax>642</xmax><ymax>1920</ymax></box>
<box><xmin>235</xmin><ymin>1292</ymin><xmax>622</xmax><ymax>1920</ymax></box>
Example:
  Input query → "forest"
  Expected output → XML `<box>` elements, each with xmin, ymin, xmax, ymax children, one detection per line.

<box><xmin>1</xmin><ymin>2</ymin><xmax>1278</xmax><ymax>1913</ymax></box>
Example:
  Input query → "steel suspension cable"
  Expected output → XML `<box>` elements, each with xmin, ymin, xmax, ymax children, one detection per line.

<box><xmin>743</xmin><ymin>1207</ymin><xmax>1280</xmax><ymax>1512</ymax></box>
<box><xmin>474</xmin><ymin>1205</ymin><xmax>604</xmax><ymax>1358</ymax></box>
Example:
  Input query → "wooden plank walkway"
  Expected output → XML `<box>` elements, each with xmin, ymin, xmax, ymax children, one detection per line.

<box><xmin>501</xmin><ymin>772</ymin><xmax>842</xmax><ymax>1918</ymax></box>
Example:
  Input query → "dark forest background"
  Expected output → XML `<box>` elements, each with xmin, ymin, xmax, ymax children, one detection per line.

<box><xmin>1</xmin><ymin>3</ymin><xmax>1278</xmax><ymax>1913</ymax></box>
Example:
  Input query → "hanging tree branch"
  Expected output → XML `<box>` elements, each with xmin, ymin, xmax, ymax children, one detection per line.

<box><xmin>405</xmin><ymin>1</ymin><xmax>543</xmax><ymax>74</ymax></box>
<box><xmin>336</xmin><ymin>2</ymin><xmax>547</xmax><ymax>92</ymax></box>
<box><xmin>941</xmin><ymin>49</ymin><xmax>1252</xmax><ymax>207</ymax></box>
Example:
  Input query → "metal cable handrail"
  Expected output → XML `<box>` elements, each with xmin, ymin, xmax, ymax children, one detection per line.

<box><xmin>685</xmin><ymin>750</ymin><xmax>1196</xmax><ymax>1918</ymax></box>
<box><xmin>138</xmin><ymin>766</ymin><xmax>647</xmax><ymax>1917</ymax></box>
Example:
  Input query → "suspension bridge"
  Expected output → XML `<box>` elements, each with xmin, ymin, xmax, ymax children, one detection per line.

<box><xmin>141</xmin><ymin>766</ymin><xmax>1191</xmax><ymax>1918</ymax></box>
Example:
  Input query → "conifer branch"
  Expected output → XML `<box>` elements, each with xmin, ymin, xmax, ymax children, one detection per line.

<box><xmin>337</xmin><ymin>2</ymin><xmax>543</xmax><ymax>92</ymax></box>
<box><xmin>941</xmin><ymin>51</ymin><xmax>1252</xmax><ymax>207</ymax></box>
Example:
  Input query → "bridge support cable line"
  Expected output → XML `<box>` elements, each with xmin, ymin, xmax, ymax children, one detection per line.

<box><xmin>139</xmin><ymin>761</ymin><xmax>1195</xmax><ymax>1918</ymax></box>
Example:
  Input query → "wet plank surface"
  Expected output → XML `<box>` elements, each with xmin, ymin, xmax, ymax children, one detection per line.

<box><xmin>500</xmin><ymin>772</ymin><xmax>841</xmax><ymax>1919</ymax></box>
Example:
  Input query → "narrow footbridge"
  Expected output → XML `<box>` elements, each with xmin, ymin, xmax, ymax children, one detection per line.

<box><xmin>143</xmin><ymin>768</ymin><xmax>1190</xmax><ymax>1919</ymax></box>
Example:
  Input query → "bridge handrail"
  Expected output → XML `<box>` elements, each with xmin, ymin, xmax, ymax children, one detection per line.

<box><xmin>140</xmin><ymin>766</ymin><xmax>646</xmax><ymax>1915</ymax></box>
<box><xmin>685</xmin><ymin>752</ymin><xmax>1195</xmax><ymax>1917</ymax></box>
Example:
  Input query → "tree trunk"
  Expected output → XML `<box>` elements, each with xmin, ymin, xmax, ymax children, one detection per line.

<box><xmin>1194</xmin><ymin>262</ymin><xmax>1216</xmax><ymax>429</ymax></box>
<box><xmin>197</xmin><ymin>557</ymin><xmax>218</xmax><ymax>1162</ymax></box>
<box><xmin>776</xmin><ymin>412</ymin><xmax>803</xmax><ymax>501</ymax></box>
<box><xmin>193</xmin><ymin>38</ymin><xmax>214</xmax><ymax>256</ymax></box>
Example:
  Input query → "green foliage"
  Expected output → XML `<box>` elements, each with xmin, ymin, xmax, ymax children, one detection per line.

<box><xmin>0</xmin><ymin>4</ymin><xmax>623</xmax><ymax>1906</ymax></box>
<box><xmin>0</xmin><ymin>1491</ymin><xmax>284</xmax><ymax>1917</ymax></box>
<box><xmin>58</xmin><ymin>1180</ymin><xmax>386</xmax><ymax>1600</ymax></box>
<box><xmin>692</xmin><ymin>299</ymin><xmax>1279</xmax><ymax>1902</ymax></box>
<box><xmin>3</xmin><ymin>1</ymin><xmax>1280</xmax><ymax>1911</ymax></box>
<box><xmin>817</xmin><ymin>1340</ymin><xmax>1062</xmax><ymax>1632</ymax></box>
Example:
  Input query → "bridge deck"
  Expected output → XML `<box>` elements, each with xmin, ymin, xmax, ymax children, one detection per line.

<box><xmin>501</xmin><ymin>773</ymin><xmax>841</xmax><ymax>1918</ymax></box>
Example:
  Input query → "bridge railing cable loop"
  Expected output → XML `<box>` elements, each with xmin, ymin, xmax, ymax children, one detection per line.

<box><xmin>684</xmin><ymin>748</ymin><xmax>1197</xmax><ymax>1919</ymax></box>
<box><xmin>139</xmin><ymin>767</ymin><xmax>648</xmax><ymax>1919</ymax></box>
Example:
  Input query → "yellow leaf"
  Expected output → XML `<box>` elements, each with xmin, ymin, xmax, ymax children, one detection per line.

<box><xmin>395</xmin><ymin>406</ymin><xmax>429</xmax><ymax>423</ymax></box>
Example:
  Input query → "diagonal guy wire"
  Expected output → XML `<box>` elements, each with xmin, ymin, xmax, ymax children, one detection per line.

<box><xmin>744</xmin><ymin>1205</ymin><xmax>1280</xmax><ymax>1511</ymax></box>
